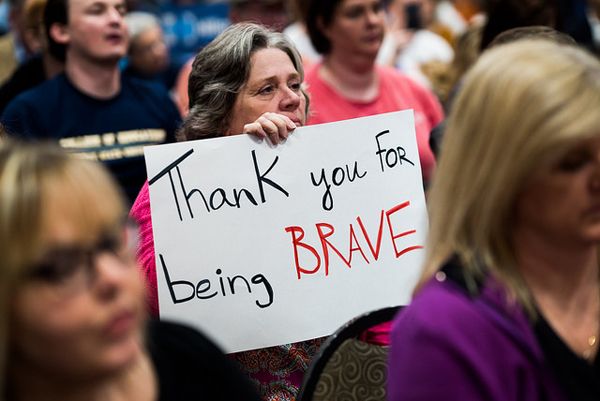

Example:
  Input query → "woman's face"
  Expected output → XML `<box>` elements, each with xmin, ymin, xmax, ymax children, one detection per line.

<box><xmin>515</xmin><ymin>136</ymin><xmax>600</xmax><ymax>248</ymax></box>
<box><xmin>227</xmin><ymin>47</ymin><xmax>306</xmax><ymax>136</ymax></box>
<box><xmin>322</xmin><ymin>0</ymin><xmax>385</xmax><ymax>58</ymax></box>
<box><xmin>10</xmin><ymin>197</ymin><xmax>146</xmax><ymax>381</ymax></box>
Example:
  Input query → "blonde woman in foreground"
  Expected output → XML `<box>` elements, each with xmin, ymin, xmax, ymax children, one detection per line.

<box><xmin>388</xmin><ymin>40</ymin><xmax>600</xmax><ymax>400</ymax></box>
<box><xmin>0</xmin><ymin>141</ymin><xmax>260</xmax><ymax>401</ymax></box>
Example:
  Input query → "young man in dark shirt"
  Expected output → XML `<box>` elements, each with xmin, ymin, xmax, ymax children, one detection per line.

<box><xmin>1</xmin><ymin>0</ymin><xmax>181</xmax><ymax>203</ymax></box>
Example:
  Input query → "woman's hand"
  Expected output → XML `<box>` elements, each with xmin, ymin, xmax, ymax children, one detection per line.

<box><xmin>243</xmin><ymin>112</ymin><xmax>298</xmax><ymax>145</ymax></box>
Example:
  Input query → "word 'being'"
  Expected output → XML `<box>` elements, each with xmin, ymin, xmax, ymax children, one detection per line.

<box><xmin>159</xmin><ymin>254</ymin><xmax>273</xmax><ymax>308</ymax></box>
<box><xmin>148</xmin><ymin>149</ymin><xmax>288</xmax><ymax>221</ymax></box>
<box><xmin>284</xmin><ymin>201</ymin><xmax>422</xmax><ymax>279</ymax></box>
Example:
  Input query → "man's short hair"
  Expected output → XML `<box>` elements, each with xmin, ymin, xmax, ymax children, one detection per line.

<box><xmin>44</xmin><ymin>0</ymin><xmax>68</xmax><ymax>61</ymax></box>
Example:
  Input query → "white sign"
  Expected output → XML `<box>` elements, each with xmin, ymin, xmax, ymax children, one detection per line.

<box><xmin>145</xmin><ymin>110</ymin><xmax>428</xmax><ymax>353</ymax></box>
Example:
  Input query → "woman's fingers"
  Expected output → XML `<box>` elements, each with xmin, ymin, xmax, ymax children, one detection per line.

<box><xmin>259</xmin><ymin>114</ymin><xmax>284</xmax><ymax>144</ymax></box>
<box><xmin>242</xmin><ymin>121</ymin><xmax>268</xmax><ymax>139</ymax></box>
<box><xmin>243</xmin><ymin>112</ymin><xmax>298</xmax><ymax>145</ymax></box>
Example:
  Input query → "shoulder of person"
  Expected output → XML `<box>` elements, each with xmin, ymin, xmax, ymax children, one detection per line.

<box><xmin>0</xmin><ymin>56</ymin><xmax>44</xmax><ymax>93</ymax></box>
<box><xmin>3</xmin><ymin>74</ymin><xmax>63</xmax><ymax>113</ymax></box>
<box><xmin>147</xmin><ymin>319</ymin><xmax>233</xmax><ymax>380</ymax></box>
<box><xmin>1</xmin><ymin>76</ymin><xmax>65</xmax><ymax>137</ymax></box>
<box><xmin>378</xmin><ymin>66</ymin><xmax>443</xmax><ymax>118</ymax></box>
<box><xmin>378</xmin><ymin>65</ymin><xmax>429</xmax><ymax>91</ymax></box>
<box><xmin>121</xmin><ymin>75</ymin><xmax>181</xmax><ymax>121</ymax></box>
<box><xmin>147</xmin><ymin>320</ymin><xmax>261</xmax><ymax>401</ymax></box>
<box><xmin>397</xmin><ymin>275</ymin><xmax>508</xmax><ymax>348</ymax></box>
<box><xmin>394</xmin><ymin>265</ymin><xmax>539</xmax><ymax>358</ymax></box>
<box><xmin>147</xmin><ymin>319</ymin><xmax>223</xmax><ymax>356</ymax></box>
<box><xmin>395</xmin><ymin>275</ymin><xmax>489</xmax><ymax>336</ymax></box>
<box><xmin>122</xmin><ymin>75</ymin><xmax>172</xmax><ymax>101</ymax></box>
<box><xmin>388</xmin><ymin>275</ymin><xmax>546</xmax><ymax>401</ymax></box>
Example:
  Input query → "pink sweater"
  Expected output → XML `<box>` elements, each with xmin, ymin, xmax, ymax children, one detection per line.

<box><xmin>305</xmin><ymin>64</ymin><xmax>443</xmax><ymax>184</ymax></box>
<box><xmin>130</xmin><ymin>181</ymin><xmax>160</xmax><ymax>316</ymax></box>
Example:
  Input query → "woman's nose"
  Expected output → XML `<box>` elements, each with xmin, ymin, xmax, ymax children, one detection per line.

<box><xmin>366</xmin><ymin>8</ymin><xmax>383</xmax><ymax>25</ymax></box>
<box><xmin>108</xmin><ymin>7</ymin><xmax>124</xmax><ymax>25</ymax></box>
<box><xmin>92</xmin><ymin>253</ymin><xmax>133</xmax><ymax>300</ymax></box>
<box><xmin>280</xmin><ymin>87</ymin><xmax>301</xmax><ymax>111</ymax></box>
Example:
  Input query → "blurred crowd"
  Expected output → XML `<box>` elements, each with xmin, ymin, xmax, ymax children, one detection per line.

<box><xmin>2</xmin><ymin>0</ymin><xmax>599</xmax><ymax>114</ymax></box>
<box><xmin>1</xmin><ymin>1</ymin><xmax>600</xmax><ymax>401</ymax></box>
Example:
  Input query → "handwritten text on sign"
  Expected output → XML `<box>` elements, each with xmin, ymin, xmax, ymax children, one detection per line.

<box><xmin>144</xmin><ymin>111</ymin><xmax>428</xmax><ymax>353</ymax></box>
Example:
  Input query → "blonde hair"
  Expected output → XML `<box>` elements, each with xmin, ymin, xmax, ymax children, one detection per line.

<box><xmin>0</xmin><ymin>141</ymin><xmax>126</xmax><ymax>398</ymax></box>
<box><xmin>422</xmin><ymin>40</ymin><xmax>600</xmax><ymax>313</ymax></box>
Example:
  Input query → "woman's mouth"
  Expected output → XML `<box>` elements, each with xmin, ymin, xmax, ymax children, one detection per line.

<box><xmin>363</xmin><ymin>33</ymin><xmax>383</xmax><ymax>43</ymax></box>
<box><xmin>105</xmin><ymin>34</ymin><xmax>124</xmax><ymax>44</ymax></box>
<box><xmin>103</xmin><ymin>309</ymin><xmax>137</xmax><ymax>339</ymax></box>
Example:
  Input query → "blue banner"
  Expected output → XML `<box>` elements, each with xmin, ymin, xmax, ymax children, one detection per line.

<box><xmin>160</xmin><ymin>2</ymin><xmax>230</xmax><ymax>66</ymax></box>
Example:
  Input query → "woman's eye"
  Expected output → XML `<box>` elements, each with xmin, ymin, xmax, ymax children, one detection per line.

<box><xmin>97</xmin><ymin>234</ymin><xmax>122</xmax><ymax>255</ymax></box>
<box><xmin>258</xmin><ymin>86</ymin><xmax>274</xmax><ymax>95</ymax></box>
<box><xmin>29</xmin><ymin>252</ymin><xmax>82</xmax><ymax>284</ymax></box>
<box><xmin>289</xmin><ymin>82</ymin><xmax>302</xmax><ymax>92</ymax></box>
<box><xmin>372</xmin><ymin>1</ymin><xmax>384</xmax><ymax>13</ymax></box>
<box><xmin>344</xmin><ymin>7</ymin><xmax>364</xmax><ymax>19</ymax></box>
<box><xmin>556</xmin><ymin>152</ymin><xmax>590</xmax><ymax>172</ymax></box>
<box><xmin>87</xmin><ymin>5</ymin><xmax>104</xmax><ymax>14</ymax></box>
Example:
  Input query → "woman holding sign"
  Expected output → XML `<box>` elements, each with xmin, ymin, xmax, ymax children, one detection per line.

<box><xmin>130</xmin><ymin>23</ymin><xmax>321</xmax><ymax>401</ymax></box>
<box><xmin>387</xmin><ymin>40</ymin><xmax>600</xmax><ymax>400</ymax></box>
<box><xmin>303</xmin><ymin>0</ymin><xmax>444</xmax><ymax>185</ymax></box>
<box><xmin>0</xmin><ymin>141</ymin><xmax>260</xmax><ymax>401</ymax></box>
<box><xmin>132</xmin><ymin>22</ymin><xmax>307</xmax><ymax>316</ymax></box>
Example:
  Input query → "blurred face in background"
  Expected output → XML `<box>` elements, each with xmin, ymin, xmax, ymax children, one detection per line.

<box><xmin>10</xmin><ymin>189</ymin><xmax>146</xmax><ymax>382</ymax></box>
<box><xmin>129</xmin><ymin>24</ymin><xmax>169</xmax><ymax>76</ymax></box>
<box><xmin>321</xmin><ymin>0</ymin><xmax>386</xmax><ymax>58</ymax></box>
<box><xmin>515</xmin><ymin>136</ymin><xmax>600</xmax><ymax>249</ymax></box>
<box><xmin>52</xmin><ymin>0</ymin><xmax>129</xmax><ymax>63</ymax></box>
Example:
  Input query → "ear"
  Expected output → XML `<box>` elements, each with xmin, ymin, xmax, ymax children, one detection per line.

<box><xmin>49</xmin><ymin>23</ymin><xmax>70</xmax><ymax>45</ymax></box>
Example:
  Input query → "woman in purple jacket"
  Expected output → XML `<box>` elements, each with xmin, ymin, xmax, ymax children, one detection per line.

<box><xmin>387</xmin><ymin>39</ymin><xmax>600</xmax><ymax>400</ymax></box>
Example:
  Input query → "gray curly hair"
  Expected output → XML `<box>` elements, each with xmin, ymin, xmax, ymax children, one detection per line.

<box><xmin>177</xmin><ymin>22</ymin><xmax>304</xmax><ymax>141</ymax></box>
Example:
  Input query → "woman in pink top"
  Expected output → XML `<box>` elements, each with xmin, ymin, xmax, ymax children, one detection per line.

<box><xmin>304</xmin><ymin>0</ymin><xmax>443</xmax><ymax>184</ymax></box>
<box><xmin>130</xmin><ymin>23</ymin><xmax>322</xmax><ymax>401</ymax></box>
